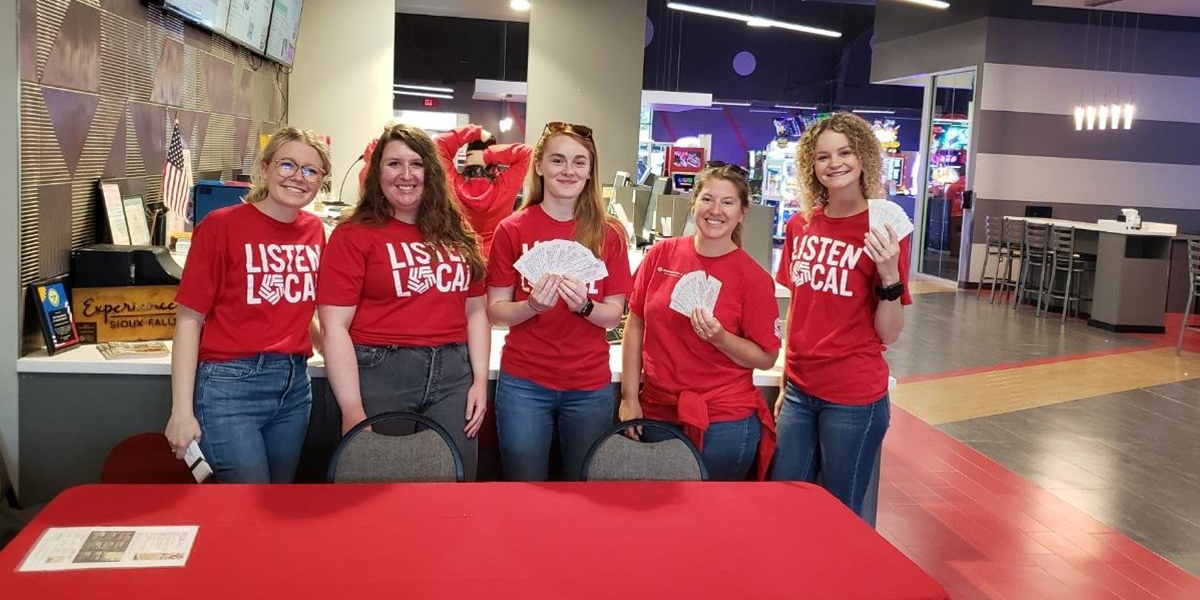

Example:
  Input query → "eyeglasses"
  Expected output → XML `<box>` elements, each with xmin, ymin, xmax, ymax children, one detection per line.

<box><xmin>274</xmin><ymin>158</ymin><xmax>325</xmax><ymax>183</ymax></box>
<box><xmin>706</xmin><ymin>160</ymin><xmax>749</xmax><ymax>179</ymax></box>
<box><xmin>543</xmin><ymin>121</ymin><xmax>594</xmax><ymax>140</ymax></box>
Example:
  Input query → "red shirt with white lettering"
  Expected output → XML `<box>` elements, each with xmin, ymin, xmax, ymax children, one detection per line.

<box><xmin>317</xmin><ymin>218</ymin><xmax>485</xmax><ymax>347</ymax></box>
<box><xmin>487</xmin><ymin>205</ymin><xmax>633</xmax><ymax>391</ymax></box>
<box><xmin>630</xmin><ymin>236</ymin><xmax>780</xmax><ymax>401</ymax></box>
<box><xmin>175</xmin><ymin>203</ymin><xmax>325</xmax><ymax>362</ymax></box>
<box><xmin>776</xmin><ymin>206</ymin><xmax>912</xmax><ymax>404</ymax></box>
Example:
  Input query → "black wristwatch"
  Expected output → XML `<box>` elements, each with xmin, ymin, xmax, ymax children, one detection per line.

<box><xmin>577</xmin><ymin>297</ymin><xmax>595</xmax><ymax>317</ymax></box>
<box><xmin>876</xmin><ymin>282</ymin><xmax>904</xmax><ymax>302</ymax></box>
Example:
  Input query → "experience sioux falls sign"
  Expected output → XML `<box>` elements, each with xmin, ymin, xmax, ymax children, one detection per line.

<box><xmin>74</xmin><ymin>286</ymin><xmax>177</xmax><ymax>343</ymax></box>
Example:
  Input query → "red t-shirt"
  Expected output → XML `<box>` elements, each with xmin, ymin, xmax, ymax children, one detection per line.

<box><xmin>175</xmin><ymin>203</ymin><xmax>325</xmax><ymax>362</ymax></box>
<box><xmin>435</xmin><ymin>125</ymin><xmax>532</xmax><ymax>255</ymax></box>
<box><xmin>630</xmin><ymin>236</ymin><xmax>780</xmax><ymax>400</ymax></box>
<box><xmin>487</xmin><ymin>205</ymin><xmax>633</xmax><ymax>391</ymax></box>
<box><xmin>775</xmin><ymin>206</ymin><xmax>912</xmax><ymax>404</ymax></box>
<box><xmin>317</xmin><ymin>218</ymin><xmax>485</xmax><ymax>347</ymax></box>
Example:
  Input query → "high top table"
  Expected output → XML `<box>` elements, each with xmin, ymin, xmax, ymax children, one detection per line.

<box><xmin>0</xmin><ymin>482</ymin><xmax>948</xmax><ymax>600</ymax></box>
<box><xmin>1011</xmin><ymin>217</ymin><xmax>1177</xmax><ymax>333</ymax></box>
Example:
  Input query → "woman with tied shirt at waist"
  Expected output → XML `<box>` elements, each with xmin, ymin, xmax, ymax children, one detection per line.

<box><xmin>620</xmin><ymin>162</ymin><xmax>780</xmax><ymax>480</ymax></box>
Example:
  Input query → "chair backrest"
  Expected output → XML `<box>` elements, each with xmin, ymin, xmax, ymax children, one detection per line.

<box><xmin>101</xmin><ymin>433</ymin><xmax>196</xmax><ymax>484</ymax></box>
<box><xmin>1051</xmin><ymin>226</ymin><xmax>1076</xmax><ymax>264</ymax></box>
<box><xmin>1023</xmin><ymin>221</ymin><xmax>1051</xmax><ymax>252</ymax></box>
<box><xmin>1188</xmin><ymin>239</ymin><xmax>1200</xmax><ymax>282</ymax></box>
<box><xmin>984</xmin><ymin>215</ymin><xmax>1003</xmax><ymax>245</ymax></box>
<box><xmin>1003</xmin><ymin>218</ymin><xmax>1025</xmax><ymax>249</ymax></box>
<box><xmin>579</xmin><ymin>420</ymin><xmax>708</xmax><ymax>482</ymax></box>
<box><xmin>327</xmin><ymin>411</ymin><xmax>464</xmax><ymax>483</ymax></box>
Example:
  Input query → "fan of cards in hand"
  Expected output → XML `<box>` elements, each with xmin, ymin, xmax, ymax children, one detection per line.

<box><xmin>867</xmin><ymin>199</ymin><xmax>915</xmax><ymax>240</ymax></box>
<box><xmin>670</xmin><ymin>270</ymin><xmax>722</xmax><ymax>317</ymax></box>
<box><xmin>513</xmin><ymin>240</ymin><xmax>609</xmax><ymax>285</ymax></box>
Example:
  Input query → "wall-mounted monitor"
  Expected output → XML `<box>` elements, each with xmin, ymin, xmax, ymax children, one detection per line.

<box><xmin>162</xmin><ymin>0</ymin><xmax>232</xmax><ymax>33</ymax></box>
<box><xmin>223</xmin><ymin>0</ymin><xmax>274</xmax><ymax>53</ymax></box>
<box><xmin>264</xmin><ymin>0</ymin><xmax>304</xmax><ymax>67</ymax></box>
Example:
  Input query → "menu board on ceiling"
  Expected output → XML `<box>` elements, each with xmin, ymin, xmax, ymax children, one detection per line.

<box><xmin>223</xmin><ymin>0</ymin><xmax>274</xmax><ymax>52</ymax></box>
<box><xmin>163</xmin><ymin>0</ymin><xmax>232</xmax><ymax>33</ymax></box>
<box><xmin>264</xmin><ymin>0</ymin><xmax>304</xmax><ymax>66</ymax></box>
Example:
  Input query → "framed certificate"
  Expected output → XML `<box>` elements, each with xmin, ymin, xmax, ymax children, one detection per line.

<box><xmin>28</xmin><ymin>277</ymin><xmax>80</xmax><ymax>355</ymax></box>
<box><xmin>123</xmin><ymin>196</ymin><xmax>152</xmax><ymax>246</ymax></box>
<box><xmin>98</xmin><ymin>181</ymin><xmax>132</xmax><ymax>245</ymax></box>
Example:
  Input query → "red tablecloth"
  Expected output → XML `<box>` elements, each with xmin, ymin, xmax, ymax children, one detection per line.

<box><xmin>0</xmin><ymin>482</ymin><xmax>947</xmax><ymax>600</ymax></box>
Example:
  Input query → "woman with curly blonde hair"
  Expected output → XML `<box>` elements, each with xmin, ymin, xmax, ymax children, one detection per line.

<box><xmin>770</xmin><ymin>112</ymin><xmax>912</xmax><ymax>521</ymax></box>
<box><xmin>318</xmin><ymin>123</ymin><xmax>490</xmax><ymax>480</ymax></box>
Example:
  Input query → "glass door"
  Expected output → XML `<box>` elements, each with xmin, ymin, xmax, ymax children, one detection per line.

<box><xmin>920</xmin><ymin>71</ymin><xmax>975</xmax><ymax>280</ymax></box>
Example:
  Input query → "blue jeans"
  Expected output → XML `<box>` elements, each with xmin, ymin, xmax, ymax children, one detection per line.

<box><xmin>495</xmin><ymin>370</ymin><xmax>615</xmax><ymax>481</ymax></box>
<box><xmin>194</xmin><ymin>354</ymin><xmax>312</xmax><ymax>483</ymax></box>
<box><xmin>641</xmin><ymin>415</ymin><xmax>760</xmax><ymax>481</ymax></box>
<box><xmin>771</xmin><ymin>382</ymin><xmax>889</xmax><ymax>520</ymax></box>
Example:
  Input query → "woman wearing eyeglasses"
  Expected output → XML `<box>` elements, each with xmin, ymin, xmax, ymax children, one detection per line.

<box><xmin>486</xmin><ymin>122</ymin><xmax>632</xmax><ymax>481</ymax></box>
<box><xmin>318</xmin><ymin>123</ymin><xmax>489</xmax><ymax>480</ymax></box>
<box><xmin>619</xmin><ymin>162</ymin><xmax>780</xmax><ymax>480</ymax></box>
<box><xmin>165</xmin><ymin>127</ymin><xmax>331</xmax><ymax>483</ymax></box>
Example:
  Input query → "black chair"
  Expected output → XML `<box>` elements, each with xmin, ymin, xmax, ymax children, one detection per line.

<box><xmin>327</xmin><ymin>411</ymin><xmax>465</xmax><ymax>483</ymax></box>
<box><xmin>1176</xmin><ymin>239</ymin><xmax>1200</xmax><ymax>356</ymax></box>
<box><xmin>1045</xmin><ymin>226</ymin><xmax>1096</xmax><ymax>323</ymax></box>
<box><xmin>1014</xmin><ymin>221</ymin><xmax>1053</xmax><ymax>315</ymax></box>
<box><xmin>579</xmin><ymin>419</ymin><xmax>708</xmax><ymax>482</ymax></box>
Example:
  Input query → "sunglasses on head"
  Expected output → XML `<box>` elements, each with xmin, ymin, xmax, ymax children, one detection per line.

<box><xmin>543</xmin><ymin>121</ymin><xmax>594</xmax><ymax>140</ymax></box>
<box><xmin>706</xmin><ymin>160</ymin><xmax>749</xmax><ymax>178</ymax></box>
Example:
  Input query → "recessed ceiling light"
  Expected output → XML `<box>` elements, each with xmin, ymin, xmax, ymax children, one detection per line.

<box><xmin>897</xmin><ymin>0</ymin><xmax>950</xmax><ymax>8</ymax></box>
<box><xmin>667</xmin><ymin>2</ymin><xmax>841</xmax><ymax>38</ymax></box>
<box><xmin>510</xmin><ymin>0</ymin><xmax>531</xmax><ymax>11</ymax></box>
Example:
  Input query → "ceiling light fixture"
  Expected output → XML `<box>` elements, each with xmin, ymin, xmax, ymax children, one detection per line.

<box><xmin>853</xmin><ymin>109</ymin><xmax>895</xmax><ymax>114</ymax></box>
<box><xmin>667</xmin><ymin>2</ymin><xmax>841</xmax><ymax>38</ymax></box>
<box><xmin>897</xmin><ymin>0</ymin><xmax>950</xmax><ymax>8</ymax></box>
<box><xmin>510</xmin><ymin>0</ymin><xmax>531</xmax><ymax>11</ymax></box>
<box><xmin>394</xmin><ymin>90</ymin><xmax>453</xmax><ymax>100</ymax></box>
<box><xmin>712</xmin><ymin>100</ymin><xmax>751</xmax><ymax>106</ymax></box>
<box><xmin>394</xmin><ymin>83</ymin><xmax>454</xmax><ymax>94</ymax></box>
<box><xmin>775</xmin><ymin>104</ymin><xmax>818</xmax><ymax>110</ymax></box>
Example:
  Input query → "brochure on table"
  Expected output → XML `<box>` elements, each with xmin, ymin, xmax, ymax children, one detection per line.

<box><xmin>18</xmin><ymin>526</ymin><xmax>198</xmax><ymax>572</ymax></box>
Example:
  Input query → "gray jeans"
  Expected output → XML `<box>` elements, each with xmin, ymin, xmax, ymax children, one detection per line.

<box><xmin>353</xmin><ymin>342</ymin><xmax>478</xmax><ymax>481</ymax></box>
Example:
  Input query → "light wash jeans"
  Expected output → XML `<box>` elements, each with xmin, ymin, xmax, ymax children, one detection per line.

<box><xmin>194</xmin><ymin>353</ymin><xmax>311</xmax><ymax>483</ymax></box>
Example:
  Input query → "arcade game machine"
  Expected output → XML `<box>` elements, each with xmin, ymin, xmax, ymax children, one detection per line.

<box><xmin>666</xmin><ymin>145</ymin><xmax>705</xmax><ymax>193</ymax></box>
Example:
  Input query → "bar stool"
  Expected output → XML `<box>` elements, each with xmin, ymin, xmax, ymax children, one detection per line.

<box><xmin>1014</xmin><ymin>221</ymin><xmax>1052</xmax><ymax>315</ymax></box>
<box><xmin>1045</xmin><ymin>226</ymin><xmax>1096</xmax><ymax>323</ymax></box>
<box><xmin>993</xmin><ymin>217</ymin><xmax>1024</xmax><ymax>305</ymax></box>
<box><xmin>976</xmin><ymin>215</ymin><xmax>1004</xmax><ymax>300</ymax></box>
<box><xmin>1175</xmin><ymin>239</ymin><xmax>1200</xmax><ymax>356</ymax></box>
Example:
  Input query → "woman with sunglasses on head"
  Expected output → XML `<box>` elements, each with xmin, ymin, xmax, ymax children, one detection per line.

<box><xmin>487</xmin><ymin>121</ymin><xmax>632</xmax><ymax>481</ymax></box>
<box><xmin>318</xmin><ymin>123</ymin><xmax>489</xmax><ymax>480</ymax></box>
<box><xmin>620</xmin><ymin>162</ymin><xmax>780</xmax><ymax>480</ymax></box>
<box><xmin>434</xmin><ymin>124</ymin><xmax>533</xmax><ymax>255</ymax></box>
<box><xmin>165</xmin><ymin>127</ymin><xmax>330</xmax><ymax>483</ymax></box>
<box><xmin>771</xmin><ymin>113</ymin><xmax>910</xmax><ymax>520</ymax></box>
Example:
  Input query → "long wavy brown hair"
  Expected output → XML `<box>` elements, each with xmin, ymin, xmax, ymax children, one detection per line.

<box><xmin>795</xmin><ymin>112</ymin><xmax>883</xmax><ymax>218</ymax></box>
<box><xmin>691</xmin><ymin>165</ymin><xmax>750</xmax><ymax>247</ymax></box>
<box><xmin>349</xmin><ymin>123</ymin><xmax>485</xmax><ymax>281</ymax></box>
<box><xmin>245</xmin><ymin>127</ymin><xmax>332</xmax><ymax>204</ymax></box>
<box><xmin>520</xmin><ymin>128</ymin><xmax>625</xmax><ymax>258</ymax></box>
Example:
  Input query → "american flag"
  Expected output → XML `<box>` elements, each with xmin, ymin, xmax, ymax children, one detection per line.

<box><xmin>161</xmin><ymin>120</ymin><xmax>193</xmax><ymax>222</ymax></box>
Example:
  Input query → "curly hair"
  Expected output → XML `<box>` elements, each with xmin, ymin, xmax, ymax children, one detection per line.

<box><xmin>349</xmin><ymin>123</ymin><xmax>486</xmax><ymax>281</ymax></box>
<box><xmin>521</xmin><ymin>128</ymin><xmax>625</xmax><ymax>258</ymax></box>
<box><xmin>795</xmin><ymin>112</ymin><xmax>883</xmax><ymax>218</ymax></box>
<box><xmin>691</xmin><ymin>164</ymin><xmax>750</xmax><ymax>247</ymax></box>
<box><xmin>245</xmin><ymin>127</ymin><xmax>332</xmax><ymax>205</ymax></box>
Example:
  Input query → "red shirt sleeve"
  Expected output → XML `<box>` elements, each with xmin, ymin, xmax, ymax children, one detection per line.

<box><xmin>629</xmin><ymin>241</ymin><xmax>661</xmax><ymax>317</ymax></box>
<box><xmin>741</xmin><ymin>266</ymin><xmax>782</xmax><ymax>353</ymax></box>
<box><xmin>175</xmin><ymin>215</ymin><xmax>226</xmax><ymax>315</ymax></box>
<box><xmin>316</xmin><ymin>224</ymin><xmax>368</xmax><ymax>307</ymax></box>
<box><xmin>435</xmin><ymin>125</ymin><xmax>482</xmax><ymax>190</ymax></box>
<box><xmin>485</xmin><ymin>143</ymin><xmax>532</xmax><ymax>203</ymax></box>
<box><xmin>601</xmin><ymin>226</ymin><xmax>633</xmax><ymax>297</ymax></box>
<box><xmin>486</xmin><ymin>221</ymin><xmax>518</xmax><ymax>288</ymax></box>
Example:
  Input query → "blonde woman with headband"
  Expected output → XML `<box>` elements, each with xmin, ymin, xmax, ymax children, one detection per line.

<box><xmin>620</xmin><ymin>162</ymin><xmax>781</xmax><ymax>480</ymax></box>
<box><xmin>166</xmin><ymin>127</ymin><xmax>331</xmax><ymax>483</ymax></box>
<box><xmin>771</xmin><ymin>112</ymin><xmax>911</xmax><ymax>520</ymax></box>
<box><xmin>486</xmin><ymin>122</ymin><xmax>632</xmax><ymax>481</ymax></box>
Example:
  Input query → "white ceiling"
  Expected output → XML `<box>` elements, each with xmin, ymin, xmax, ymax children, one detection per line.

<box><xmin>1033</xmin><ymin>0</ymin><xmax>1200</xmax><ymax>18</ymax></box>
<box><xmin>394</xmin><ymin>0</ymin><xmax>529</xmax><ymax>22</ymax></box>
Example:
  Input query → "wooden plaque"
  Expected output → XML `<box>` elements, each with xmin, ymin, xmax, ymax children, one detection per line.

<box><xmin>73</xmin><ymin>285</ymin><xmax>178</xmax><ymax>343</ymax></box>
